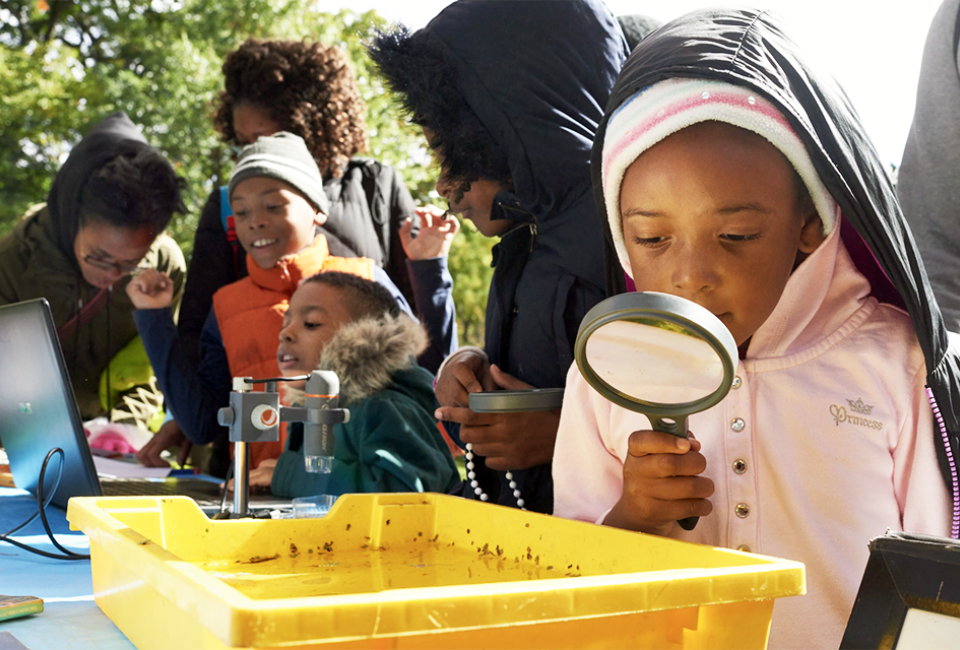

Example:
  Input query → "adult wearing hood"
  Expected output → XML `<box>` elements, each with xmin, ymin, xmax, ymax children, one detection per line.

<box><xmin>0</xmin><ymin>112</ymin><xmax>187</xmax><ymax>431</ymax></box>
<box><xmin>368</xmin><ymin>0</ymin><xmax>628</xmax><ymax>514</ymax></box>
<box><xmin>898</xmin><ymin>0</ymin><xmax>960</xmax><ymax>333</ymax></box>
<box><xmin>555</xmin><ymin>7</ymin><xmax>960</xmax><ymax>648</ymax></box>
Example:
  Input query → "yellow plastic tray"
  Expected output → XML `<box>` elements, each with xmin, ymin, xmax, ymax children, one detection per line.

<box><xmin>67</xmin><ymin>493</ymin><xmax>804</xmax><ymax>649</ymax></box>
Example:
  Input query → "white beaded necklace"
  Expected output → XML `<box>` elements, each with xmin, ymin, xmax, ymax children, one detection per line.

<box><xmin>464</xmin><ymin>443</ymin><xmax>525</xmax><ymax>509</ymax></box>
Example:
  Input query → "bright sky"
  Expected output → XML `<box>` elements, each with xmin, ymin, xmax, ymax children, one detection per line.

<box><xmin>337</xmin><ymin>0</ymin><xmax>945</xmax><ymax>168</ymax></box>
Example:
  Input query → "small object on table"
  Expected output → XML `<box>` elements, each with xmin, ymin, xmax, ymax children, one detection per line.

<box><xmin>0</xmin><ymin>594</ymin><xmax>43</xmax><ymax>622</ymax></box>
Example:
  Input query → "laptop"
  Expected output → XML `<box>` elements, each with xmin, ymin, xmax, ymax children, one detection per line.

<box><xmin>0</xmin><ymin>298</ymin><xmax>278</xmax><ymax>513</ymax></box>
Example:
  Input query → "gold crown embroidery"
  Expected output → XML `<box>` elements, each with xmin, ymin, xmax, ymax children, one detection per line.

<box><xmin>846</xmin><ymin>397</ymin><xmax>873</xmax><ymax>415</ymax></box>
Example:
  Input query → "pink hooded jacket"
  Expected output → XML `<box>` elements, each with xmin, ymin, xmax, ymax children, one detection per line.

<box><xmin>553</xmin><ymin>218</ymin><xmax>951</xmax><ymax>649</ymax></box>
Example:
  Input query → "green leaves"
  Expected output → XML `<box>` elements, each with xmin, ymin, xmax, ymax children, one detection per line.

<box><xmin>1</xmin><ymin>0</ymin><xmax>492</xmax><ymax>346</ymax></box>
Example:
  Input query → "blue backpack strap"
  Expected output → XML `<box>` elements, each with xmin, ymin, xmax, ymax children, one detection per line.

<box><xmin>220</xmin><ymin>185</ymin><xmax>241</xmax><ymax>276</ymax></box>
<box><xmin>219</xmin><ymin>185</ymin><xmax>231</xmax><ymax>231</ymax></box>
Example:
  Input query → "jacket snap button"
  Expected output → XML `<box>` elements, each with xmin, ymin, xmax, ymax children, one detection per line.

<box><xmin>733</xmin><ymin>459</ymin><xmax>747</xmax><ymax>474</ymax></box>
<box><xmin>731</xmin><ymin>418</ymin><xmax>745</xmax><ymax>432</ymax></box>
<box><xmin>737</xmin><ymin>544</ymin><xmax>751</xmax><ymax>552</ymax></box>
<box><xmin>732</xmin><ymin>375</ymin><xmax>742</xmax><ymax>389</ymax></box>
<box><xmin>735</xmin><ymin>503</ymin><xmax>750</xmax><ymax>518</ymax></box>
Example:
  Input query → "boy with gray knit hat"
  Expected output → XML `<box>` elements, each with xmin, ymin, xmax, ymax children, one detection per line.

<box><xmin>228</xmin><ymin>131</ymin><xmax>329</xmax><ymax>217</ymax></box>
<box><xmin>127</xmin><ymin>132</ymin><xmax>417</xmax><ymax>471</ymax></box>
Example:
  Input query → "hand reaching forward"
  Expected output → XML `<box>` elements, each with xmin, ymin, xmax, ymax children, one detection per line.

<box><xmin>136</xmin><ymin>419</ymin><xmax>192</xmax><ymax>469</ymax></box>
<box><xmin>125</xmin><ymin>268</ymin><xmax>174</xmax><ymax>310</ymax></box>
<box><xmin>400</xmin><ymin>205</ymin><xmax>460</xmax><ymax>261</ymax></box>
<box><xmin>225</xmin><ymin>458</ymin><xmax>277</xmax><ymax>493</ymax></box>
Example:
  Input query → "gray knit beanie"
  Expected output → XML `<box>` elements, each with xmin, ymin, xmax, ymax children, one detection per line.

<box><xmin>228</xmin><ymin>132</ymin><xmax>329</xmax><ymax>215</ymax></box>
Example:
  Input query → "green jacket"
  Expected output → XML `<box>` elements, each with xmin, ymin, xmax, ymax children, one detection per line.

<box><xmin>0</xmin><ymin>204</ymin><xmax>185</xmax><ymax>428</ymax></box>
<box><xmin>271</xmin><ymin>314</ymin><xmax>459</xmax><ymax>498</ymax></box>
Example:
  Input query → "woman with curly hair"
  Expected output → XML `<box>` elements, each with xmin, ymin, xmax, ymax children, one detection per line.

<box><xmin>138</xmin><ymin>38</ymin><xmax>458</xmax><ymax>473</ymax></box>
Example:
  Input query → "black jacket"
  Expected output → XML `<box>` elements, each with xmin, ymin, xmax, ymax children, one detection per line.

<box><xmin>591</xmin><ymin>7</ymin><xmax>960</xmax><ymax>524</ymax></box>
<box><xmin>375</xmin><ymin>0</ymin><xmax>628</xmax><ymax>513</ymax></box>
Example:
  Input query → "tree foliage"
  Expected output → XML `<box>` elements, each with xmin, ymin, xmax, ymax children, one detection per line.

<box><xmin>0</xmin><ymin>0</ymin><xmax>494</xmax><ymax>346</ymax></box>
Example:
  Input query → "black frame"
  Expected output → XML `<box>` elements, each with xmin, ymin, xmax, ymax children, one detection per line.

<box><xmin>841</xmin><ymin>531</ymin><xmax>960</xmax><ymax>648</ymax></box>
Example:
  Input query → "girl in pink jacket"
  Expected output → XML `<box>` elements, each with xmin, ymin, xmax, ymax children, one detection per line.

<box><xmin>553</xmin><ymin>8</ymin><xmax>960</xmax><ymax>649</ymax></box>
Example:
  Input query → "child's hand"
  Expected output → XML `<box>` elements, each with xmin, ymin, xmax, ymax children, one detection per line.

<box><xmin>603</xmin><ymin>430</ymin><xmax>714</xmax><ymax>536</ymax></box>
<box><xmin>224</xmin><ymin>458</ymin><xmax>277</xmax><ymax>493</ymax></box>
<box><xmin>434</xmin><ymin>348</ymin><xmax>495</xmax><ymax>408</ymax></box>
<box><xmin>400</xmin><ymin>205</ymin><xmax>460</xmax><ymax>261</ymax></box>
<box><xmin>125</xmin><ymin>268</ymin><xmax>174</xmax><ymax>310</ymax></box>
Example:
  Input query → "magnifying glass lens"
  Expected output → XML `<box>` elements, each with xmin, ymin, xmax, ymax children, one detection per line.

<box><xmin>585</xmin><ymin>318</ymin><xmax>726</xmax><ymax>404</ymax></box>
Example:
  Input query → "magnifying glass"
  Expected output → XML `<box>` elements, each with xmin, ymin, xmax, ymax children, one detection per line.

<box><xmin>574</xmin><ymin>291</ymin><xmax>738</xmax><ymax>530</ymax></box>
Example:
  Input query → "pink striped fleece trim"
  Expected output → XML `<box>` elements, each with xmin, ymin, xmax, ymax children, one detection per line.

<box><xmin>603</xmin><ymin>89</ymin><xmax>793</xmax><ymax>184</ymax></box>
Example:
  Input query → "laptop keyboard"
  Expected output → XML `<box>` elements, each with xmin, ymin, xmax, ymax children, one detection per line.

<box><xmin>100</xmin><ymin>478</ymin><xmax>226</xmax><ymax>505</ymax></box>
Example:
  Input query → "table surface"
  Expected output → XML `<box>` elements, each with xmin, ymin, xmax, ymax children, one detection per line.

<box><xmin>0</xmin><ymin>487</ymin><xmax>134</xmax><ymax>650</ymax></box>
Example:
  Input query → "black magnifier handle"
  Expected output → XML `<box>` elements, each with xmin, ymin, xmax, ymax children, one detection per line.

<box><xmin>678</xmin><ymin>516</ymin><xmax>699</xmax><ymax>530</ymax></box>
<box><xmin>651</xmin><ymin>416</ymin><xmax>699</xmax><ymax>531</ymax></box>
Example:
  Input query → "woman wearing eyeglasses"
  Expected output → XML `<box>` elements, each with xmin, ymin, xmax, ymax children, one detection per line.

<box><xmin>0</xmin><ymin>111</ymin><xmax>187</xmax><ymax>432</ymax></box>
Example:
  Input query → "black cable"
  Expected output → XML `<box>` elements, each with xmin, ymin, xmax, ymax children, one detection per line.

<box><xmin>0</xmin><ymin>448</ymin><xmax>90</xmax><ymax>561</ymax></box>
<box><xmin>1</xmin><ymin>447</ymin><xmax>64</xmax><ymax>537</ymax></box>
<box><xmin>2</xmin><ymin>447</ymin><xmax>68</xmax><ymax>537</ymax></box>
<box><xmin>215</xmin><ymin>462</ymin><xmax>234</xmax><ymax>518</ymax></box>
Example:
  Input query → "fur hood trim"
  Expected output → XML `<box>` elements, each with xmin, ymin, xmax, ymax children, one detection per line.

<box><xmin>287</xmin><ymin>314</ymin><xmax>428</xmax><ymax>406</ymax></box>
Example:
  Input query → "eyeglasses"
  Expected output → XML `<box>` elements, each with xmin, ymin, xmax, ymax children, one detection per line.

<box><xmin>81</xmin><ymin>254</ymin><xmax>151</xmax><ymax>275</ymax></box>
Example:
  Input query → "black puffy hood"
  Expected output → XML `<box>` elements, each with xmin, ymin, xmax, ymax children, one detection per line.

<box><xmin>46</xmin><ymin>111</ymin><xmax>154</xmax><ymax>261</ymax></box>
<box><xmin>591</xmin><ymin>7</ymin><xmax>960</xmax><ymax>502</ymax></box>
<box><xmin>370</xmin><ymin>0</ymin><xmax>627</xmax><ymax>228</ymax></box>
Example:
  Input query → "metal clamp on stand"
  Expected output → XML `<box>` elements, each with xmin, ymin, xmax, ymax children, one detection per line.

<box><xmin>216</xmin><ymin>370</ymin><xmax>349</xmax><ymax>518</ymax></box>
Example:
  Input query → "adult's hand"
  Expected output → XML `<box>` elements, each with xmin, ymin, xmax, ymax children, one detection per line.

<box><xmin>434</xmin><ymin>364</ymin><xmax>560</xmax><ymax>470</ymax></box>
<box><xmin>136</xmin><ymin>419</ymin><xmax>192</xmax><ymax>468</ymax></box>
<box><xmin>433</xmin><ymin>348</ymin><xmax>495</xmax><ymax>408</ymax></box>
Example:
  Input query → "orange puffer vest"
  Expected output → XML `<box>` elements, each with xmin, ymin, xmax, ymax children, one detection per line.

<box><xmin>213</xmin><ymin>235</ymin><xmax>374</xmax><ymax>468</ymax></box>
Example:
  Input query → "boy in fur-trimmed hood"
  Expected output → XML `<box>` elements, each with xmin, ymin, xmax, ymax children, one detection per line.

<box><xmin>252</xmin><ymin>271</ymin><xmax>459</xmax><ymax>498</ymax></box>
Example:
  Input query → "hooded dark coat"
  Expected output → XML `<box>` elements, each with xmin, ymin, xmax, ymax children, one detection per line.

<box><xmin>0</xmin><ymin>112</ymin><xmax>186</xmax><ymax>429</ymax></box>
<box><xmin>370</xmin><ymin>0</ymin><xmax>628</xmax><ymax>513</ymax></box>
<box><xmin>592</xmin><ymin>7</ymin><xmax>960</xmax><ymax>532</ymax></box>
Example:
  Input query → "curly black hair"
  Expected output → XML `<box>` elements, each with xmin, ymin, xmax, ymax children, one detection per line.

<box><xmin>302</xmin><ymin>271</ymin><xmax>401</xmax><ymax>320</ymax></box>
<box><xmin>79</xmin><ymin>149</ymin><xmax>186</xmax><ymax>234</ymax></box>
<box><xmin>214</xmin><ymin>39</ymin><xmax>368</xmax><ymax>179</ymax></box>
<box><xmin>367</xmin><ymin>27</ymin><xmax>511</xmax><ymax>197</ymax></box>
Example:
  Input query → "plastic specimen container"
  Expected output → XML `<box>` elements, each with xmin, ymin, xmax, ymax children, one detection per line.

<box><xmin>66</xmin><ymin>493</ymin><xmax>805</xmax><ymax>649</ymax></box>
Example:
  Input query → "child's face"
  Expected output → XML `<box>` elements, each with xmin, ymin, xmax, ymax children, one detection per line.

<box><xmin>619</xmin><ymin>121</ymin><xmax>824</xmax><ymax>348</ymax></box>
<box><xmin>231</xmin><ymin>176</ymin><xmax>321</xmax><ymax>269</ymax></box>
<box><xmin>277</xmin><ymin>282</ymin><xmax>354</xmax><ymax>377</ymax></box>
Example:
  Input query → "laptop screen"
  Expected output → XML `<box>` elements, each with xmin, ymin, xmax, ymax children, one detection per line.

<box><xmin>0</xmin><ymin>299</ymin><xmax>102</xmax><ymax>507</ymax></box>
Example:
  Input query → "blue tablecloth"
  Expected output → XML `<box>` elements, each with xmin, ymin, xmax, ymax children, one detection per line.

<box><xmin>0</xmin><ymin>487</ymin><xmax>133</xmax><ymax>650</ymax></box>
